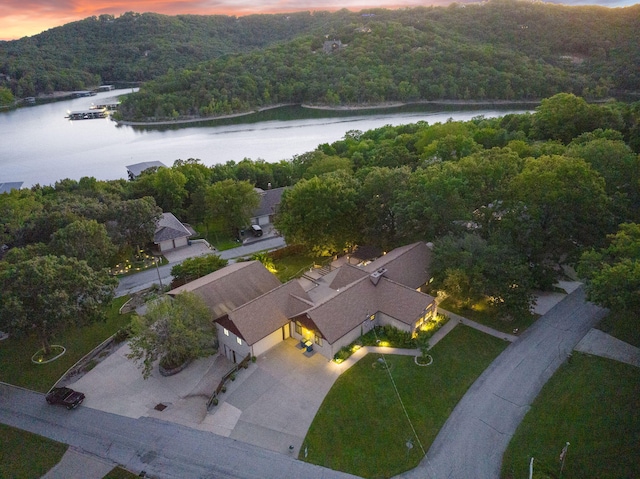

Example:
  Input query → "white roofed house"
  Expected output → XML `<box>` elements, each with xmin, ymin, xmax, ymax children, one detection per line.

<box><xmin>126</xmin><ymin>161</ymin><xmax>167</xmax><ymax>180</ymax></box>
<box><xmin>154</xmin><ymin>212</ymin><xmax>195</xmax><ymax>252</ymax></box>
<box><xmin>251</xmin><ymin>186</ymin><xmax>287</xmax><ymax>226</ymax></box>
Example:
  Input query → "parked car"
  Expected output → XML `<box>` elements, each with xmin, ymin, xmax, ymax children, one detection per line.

<box><xmin>46</xmin><ymin>387</ymin><xmax>85</xmax><ymax>410</ymax></box>
<box><xmin>250</xmin><ymin>224</ymin><xmax>263</xmax><ymax>237</ymax></box>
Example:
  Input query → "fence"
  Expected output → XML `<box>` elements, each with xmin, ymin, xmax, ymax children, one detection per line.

<box><xmin>206</xmin><ymin>353</ymin><xmax>251</xmax><ymax>410</ymax></box>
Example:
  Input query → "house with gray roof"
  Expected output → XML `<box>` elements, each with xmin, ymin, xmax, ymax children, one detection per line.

<box><xmin>126</xmin><ymin>161</ymin><xmax>166</xmax><ymax>180</ymax></box>
<box><xmin>251</xmin><ymin>186</ymin><xmax>287</xmax><ymax>226</ymax></box>
<box><xmin>154</xmin><ymin>212</ymin><xmax>195</xmax><ymax>252</ymax></box>
<box><xmin>166</xmin><ymin>242</ymin><xmax>436</xmax><ymax>363</ymax></box>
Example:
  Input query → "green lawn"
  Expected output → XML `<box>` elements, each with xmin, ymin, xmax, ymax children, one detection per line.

<box><xmin>439</xmin><ymin>297</ymin><xmax>538</xmax><ymax>334</ymax></box>
<box><xmin>272</xmin><ymin>253</ymin><xmax>326</xmax><ymax>282</ymax></box>
<box><xmin>0</xmin><ymin>296</ymin><xmax>133</xmax><ymax>392</ymax></box>
<box><xmin>301</xmin><ymin>325</ymin><xmax>509</xmax><ymax>478</ymax></box>
<box><xmin>104</xmin><ymin>467</ymin><xmax>142</xmax><ymax>478</ymax></box>
<box><xmin>502</xmin><ymin>353</ymin><xmax>640</xmax><ymax>479</ymax></box>
<box><xmin>0</xmin><ymin>424</ymin><xmax>67</xmax><ymax>479</ymax></box>
<box><xmin>596</xmin><ymin>310</ymin><xmax>640</xmax><ymax>348</ymax></box>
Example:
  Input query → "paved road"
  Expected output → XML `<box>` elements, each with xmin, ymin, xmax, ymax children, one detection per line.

<box><xmin>115</xmin><ymin>237</ymin><xmax>285</xmax><ymax>297</ymax></box>
<box><xmin>0</xmin><ymin>383</ymin><xmax>359</xmax><ymax>479</ymax></box>
<box><xmin>399</xmin><ymin>286</ymin><xmax>608</xmax><ymax>479</ymax></box>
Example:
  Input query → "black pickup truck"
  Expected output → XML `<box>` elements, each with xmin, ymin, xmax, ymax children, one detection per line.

<box><xmin>45</xmin><ymin>387</ymin><xmax>85</xmax><ymax>409</ymax></box>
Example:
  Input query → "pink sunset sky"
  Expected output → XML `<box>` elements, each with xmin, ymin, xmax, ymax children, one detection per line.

<box><xmin>2</xmin><ymin>0</ymin><xmax>637</xmax><ymax>41</ymax></box>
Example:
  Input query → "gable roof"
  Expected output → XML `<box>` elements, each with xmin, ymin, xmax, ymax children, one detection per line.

<box><xmin>154</xmin><ymin>212</ymin><xmax>194</xmax><ymax>243</ymax></box>
<box><xmin>167</xmin><ymin>261</ymin><xmax>281</xmax><ymax>320</ymax></box>
<box><xmin>329</xmin><ymin>264</ymin><xmax>368</xmax><ymax>290</ymax></box>
<box><xmin>295</xmin><ymin>275</ymin><xmax>435</xmax><ymax>344</ymax></box>
<box><xmin>126</xmin><ymin>161</ymin><xmax>166</xmax><ymax>178</ymax></box>
<box><xmin>0</xmin><ymin>182</ymin><xmax>23</xmax><ymax>194</ymax></box>
<box><xmin>363</xmin><ymin>242</ymin><xmax>433</xmax><ymax>289</ymax></box>
<box><xmin>252</xmin><ymin>187</ymin><xmax>287</xmax><ymax>218</ymax></box>
<box><xmin>221</xmin><ymin>281</ymin><xmax>313</xmax><ymax>345</ymax></box>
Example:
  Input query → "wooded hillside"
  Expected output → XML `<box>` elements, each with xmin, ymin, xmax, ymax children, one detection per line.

<box><xmin>1</xmin><ymin>1</ymin><xmax>638</xmax><ymax>106</ymax></box>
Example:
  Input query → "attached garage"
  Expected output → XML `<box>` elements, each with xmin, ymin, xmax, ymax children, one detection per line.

<box><xmin>253</xmin><ymin>325</ymin><xmax>289</xmax><ymax>357</ymax></box>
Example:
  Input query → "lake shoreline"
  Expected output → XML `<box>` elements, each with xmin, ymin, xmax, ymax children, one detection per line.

<box><xmin>115</xmin><ymin>100</ymin><xmax>541</xmax><ymax>126</ymax></box>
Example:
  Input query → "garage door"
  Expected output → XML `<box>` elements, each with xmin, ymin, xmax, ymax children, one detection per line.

<box><xmin>253</xmin><ymin>328</ymin><xmax>283</xmax><ymax>356</ymax></box>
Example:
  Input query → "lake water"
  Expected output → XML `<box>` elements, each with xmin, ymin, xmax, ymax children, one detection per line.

<box><xmin>1</xmin><ymin>89</ymin><xmax>532</xmax><ymax>187</ymax></box>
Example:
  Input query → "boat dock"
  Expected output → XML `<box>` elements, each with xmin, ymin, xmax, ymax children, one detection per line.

<box><xmin>67</xmin><ymin>109</ymin><xmax>107</xmax><ymax>120</ymax></box>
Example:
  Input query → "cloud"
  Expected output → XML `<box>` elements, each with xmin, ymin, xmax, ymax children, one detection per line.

<box><xmin>1</xmin><ymin>0</ymin><xmax>638</xmax><ymax>41</ymax></box>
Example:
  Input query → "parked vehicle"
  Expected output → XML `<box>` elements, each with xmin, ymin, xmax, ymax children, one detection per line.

<box><xmin>250</xmin><ymin>224</ymin><xmax>263</xmax><ymax>237</ymax></box>
<box><xmin>45</xmin><ymin>387</ymin><xmax>85</xmax><ymax>410</ymax></box>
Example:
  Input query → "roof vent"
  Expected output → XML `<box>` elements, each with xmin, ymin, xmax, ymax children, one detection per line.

<box><xmin>370</xmin><ymin>268</ymin><xmax>387</xmax><ymax>286</ymax></box>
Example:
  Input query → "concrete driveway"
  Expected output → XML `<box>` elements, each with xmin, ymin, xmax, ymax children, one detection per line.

<box><xmin>68</xmin><ymin>338</ymin><xmax>342</xmax><ymax>456</ymax></box>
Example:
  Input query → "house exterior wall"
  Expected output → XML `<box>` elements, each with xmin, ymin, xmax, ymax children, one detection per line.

<box><xmin>216</xmin><ymin>324</ymin><xmax>250</xmax><ymax>363</ymax></box>
<box><xmin>377</xmin><ymin>312</ymin><xmax>413</xmax><ymax>334</ymax></box>
<box><xmin>252</xmin><ymin>328</ymin><xmax>284</xmax><ymax>357</ymax></box>
<box><xmin>158</xmin><ymin>236</ymin><xmax>188</xmax><ymax>252</ymax></box>
<box><xmin>255</xmin><ymin>215</ymin><xmax>270</xmax><ymax>226</ymax></box>
<box><xmin>291</xmin><ymin>321</ymin><xmax>332</xmax><ymax>360</ymax></box>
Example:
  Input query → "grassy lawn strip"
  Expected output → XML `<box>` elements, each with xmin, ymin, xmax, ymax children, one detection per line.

<box><xmin>502</xmin><ymin>353</ymin><xmax>640</xmax><ymax>479</ymax></box>
<box><xmin>301</xmin><ymin>325</ymin><xmax>508</xmax><ymax>478</ymax></box>
<box><xmin>0</xmin><ymin>423</ymin><xmax>67</xmax><ymax>479</ymax></box>
<box><xmin>596</xmin><ymin>310</ymin><xmax>640</xmax><ymax>347</ymax></box>
<box><xmin>104</xmin><ymin>467</ymin><xmax>142</xmax><ymax>478</ymax></box>
<box><xmin>439</xmin><ymin>297</ymin><xmax>538</xmax><ymax>334</ymax></box>
<box><xmin>0</xmin><ymin>296</ymin><xmax>133</xmax><ymax>392</ymax></box>
<box><xmin>272</xmin><ymin>253</ymin><xmax>326</xmax><ymax>282</ymax></box>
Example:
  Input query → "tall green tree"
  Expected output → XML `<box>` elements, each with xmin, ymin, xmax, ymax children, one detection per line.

<box><xmin>578</xmin><ymin>223</ymin><xmax>640</xmax><ymax>313</ymax></box>
<box><xmin>111</xmin><ymin>197</ymin><xmax>162</xmax><ymax>250</ymax></box>
<box><xmin>275</xmin><ymin>171</ymin><xmax>360</xmax><ymax>253</ymax></box>
<box><xmin>127</xmin><ymin>292</ymin><xmax>216</xmax><ymax>379</ymax></box>
<box><xmin>206</xmin><ymin>179</ymin><xmax>260</xmax><ymax>237</ymax></box>
<box><xmin>503</xmin><ymin>154</ymin><xmax>611</xmax><ymax>286</ymax></box>
<box><xmin>0</xmin><ymin>255</ymin><xmax>117</xmax><ymax>355</ymax></box>
<box><xmin>50</xmin><ymin>219</ymin><xmax>117</xmax><ymax>270</ymax></box>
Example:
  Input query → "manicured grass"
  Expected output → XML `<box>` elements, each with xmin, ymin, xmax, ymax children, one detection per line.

<box><xmin>502</xmin><ymin>353</ymin><xmax>640</xmax><ymax>479</ymax></box>
<box><xmin>272</xmin><ymin>253</ymin><xmax>326</xmax><ymax>282</ymax></box>
<box><xmin>104</xmin><ymin>467</ymin><xmax>142</xmax><ymax>478</ymax></box>
<box><xmin>0</xmin><ymin>423</ymin><xmax>67</xmax><ymax>479</ymax></box>
<box><xmin>0</xmin><ymin>296</ymin><xmax>133</xmax><ymax>392</ymax></box>
<box><xmin>596</xmin><ymin>310</ymin><xmax>640</xmax><ymax>347</ymax></box>
<box><xmin>301</xmin><ymin>325</ymin><xmax>509</xmax><ymax>478</ymax></box>
<box><xmin>439</xmin><ymin>297</ymin><xmax>538</xmax><ymax>334</ymax></box>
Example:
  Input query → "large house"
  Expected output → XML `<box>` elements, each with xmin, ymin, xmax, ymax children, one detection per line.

<box><xmin>167</xmin><ymin>242</ymin><xmax>436</xmax><ymax>362</ymax></box>
<box><xmin>251</xmin><ymin>186</ymin><xmax>287</xmax><ymax>226</ymax></box>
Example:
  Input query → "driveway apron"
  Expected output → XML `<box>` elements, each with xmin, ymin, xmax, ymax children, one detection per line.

<box><xmin>399</xmin><ymin>286</ymin><xmax>608</xmax><ymax>479</ymax></box>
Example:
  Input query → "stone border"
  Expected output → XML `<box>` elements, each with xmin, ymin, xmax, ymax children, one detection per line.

<box><xmin>414</xmin><ymin>354</ymin><xmax>433</xmax><ymax>366</ymax></box>
<box><xmin>31</xmin><ymin>345</ymin><xmax>66</xmax><ymax>364</ymax></box>
<box><xmin>159</xmin><ymin>359</ymin><xmax>192</xmax><ymax>377</ymax></box>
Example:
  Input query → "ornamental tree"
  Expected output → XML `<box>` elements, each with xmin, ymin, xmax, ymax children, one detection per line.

<box><xmin>0</xmin><ymin>255</ymin><xmax>117</xmax><ymax>355</ymax></box>
<box><xmin>127</xmin><ymin>291</ymin><xmax>216</xmax><ymax>379</ymax></box>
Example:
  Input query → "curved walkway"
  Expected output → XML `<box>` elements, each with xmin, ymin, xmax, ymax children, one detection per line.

<box><xmin>398</xmin><ymin>286</ymin><xmax>608</xmax><ymax>479</ymax></box>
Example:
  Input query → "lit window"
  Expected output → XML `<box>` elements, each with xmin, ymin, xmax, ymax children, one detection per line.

<box><xmin>237</xmin><ymin>337</ymin><xmax>242</xmax><ymax>345</ymax></box>
<box><xmin>315</xmin><ymin>335</ymin><xmax>323</xmax><ymax>346</ymax></box>
<box><xmin>295</xmin><ymin>321</ymin><xmax>302</xmax><ymax>335</ymax></box>
<box><xmin>223</xmin><ymin>328</ymin><xmax>229</xmax><ymax>336</ymax></box>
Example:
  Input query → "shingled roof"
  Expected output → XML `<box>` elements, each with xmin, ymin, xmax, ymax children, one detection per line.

<box><xmin>167</xmin><ymin>261</ymin><xmax>281</xmax><ymax>320</ymax></box>
<box><xmin>294</xmin><ymin>275</ymin><xmax>435</xmax><ymax>344</ymax></box>
<box><xmin>220</xmin><ymin>281</ymin><xmax>313</xmax><ymax>344</ymax></box>
<box><xmin>363</xmin><ymin>242</ymin><xmax>433</xmax><ymax>289</ymax></box>
<box><xmin>252</xmin><ymin>186</ymin><xmax>287</xmax><ymax>219</ymax></box>
<box><xmin>154</xmin><ymin>212</ymin><xmax>194</xmax><ymax>243</ymax></box>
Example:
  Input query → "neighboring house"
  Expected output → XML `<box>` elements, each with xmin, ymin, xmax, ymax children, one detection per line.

<box><xmin>323</xmin><ymin>39</ymin><xmax>345</xmax><ymax>53</ymax></box>
<box><xmin>251</xmin><ymin>186</ymin><xmax>287</xmax><ymax>226</ymax></box>
<box><xmin>154</xmin><ymin>212</ymin><xmax>195</xmax><ymax>252</ymax></box>
<box><xmin>167</xmin><ymin>242</ymin><xmax>436</xmax><ymax>363</ymax></box>
<box><xmin>126</xmin><ymin>161</ymin><xmax>167</xmax><ymax>180</ymax></box>
<box><xmin>0</xmin><ymin>182</ymin><xmax>23</xmax><ymax>194</ymax></box>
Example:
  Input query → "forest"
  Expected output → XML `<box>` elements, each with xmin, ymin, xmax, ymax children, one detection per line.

<box><xmin>113</xmin><ymin>1</ymin><xmax>639</xmax><ymax>120</ymax></box>
<box><xmin>1</xmin><ymin>1</ymin><xmax>639</xmax><ymax>107</ymax></box>
<box><xmin>1</xmin><ymin>93</ymin><xmax>639</xmax><ymax>322</ymax></box>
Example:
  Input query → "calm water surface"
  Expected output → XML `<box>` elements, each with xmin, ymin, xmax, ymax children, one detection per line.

<box><xmin>1</xmin><ymin>89</ymin><xmax>532</xmax><ymax>187</ymax></box>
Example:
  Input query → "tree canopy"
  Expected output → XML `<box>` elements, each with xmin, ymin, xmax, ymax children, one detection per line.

<box><xmin>0</xmin><ymin>255</ymin><xmax>117</xmax><ymax>354</ymax></box>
